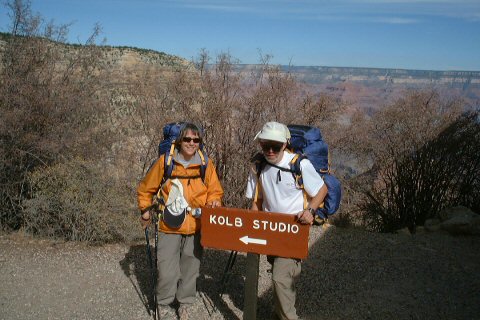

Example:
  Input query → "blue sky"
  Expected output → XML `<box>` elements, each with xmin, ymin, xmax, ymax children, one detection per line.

<box><xmin>1</xmin><ymin>0</ymin><xmax>480</xmax><ymax>71</ymax></box>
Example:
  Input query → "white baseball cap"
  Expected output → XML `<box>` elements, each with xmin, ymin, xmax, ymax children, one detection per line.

<box><xmin>254</xmin><ymin>121</ymin><xmax>290</xmax><ymax>143</ymax></box>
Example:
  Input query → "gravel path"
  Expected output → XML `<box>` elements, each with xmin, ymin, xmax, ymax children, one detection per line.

<box><xmin>1</xmin><ymin>225</ymin><xmax>479</xmax><ymax>320</ymax></box>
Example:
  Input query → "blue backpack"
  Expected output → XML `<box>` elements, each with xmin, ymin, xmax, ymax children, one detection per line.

<box><xmin>253</xmin><ymin>125</ymin><xmax>342</xmax><ymax>220</ymax></box>
<box><xmin>158</xmin><ymin>122</ymin><xmax>208</xmax><ymax>184</ymax></box>
<box><xmin>287</xmin><ymin>124</ymin><xmax>342</xmax><ymax>219</ymax></box>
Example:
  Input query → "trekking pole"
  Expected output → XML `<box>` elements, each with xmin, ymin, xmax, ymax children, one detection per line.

<box><xmin>219</xmin><ymin>250</ymin><xmax>238</xmax><ymax>297</ymax></box>
<box><xmin>145</xmin><ymin>226</ymin><xmax>158</xmax><ymax>320</ymax></box>
<box><xmin>153</xmin><ymin>213</ymin><xmax>159</xmax><ymax>319</ymax></box>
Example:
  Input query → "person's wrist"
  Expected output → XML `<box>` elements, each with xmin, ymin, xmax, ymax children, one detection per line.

<box><xmin>306</xmin><ymin>207</ymin><xmax>315</xmax><ymax>215</ymax></box>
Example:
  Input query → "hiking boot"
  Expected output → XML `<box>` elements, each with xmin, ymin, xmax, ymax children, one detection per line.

<box><xmin>158</xmin><ymin>304</ymin><xmax>176</xmax><ymax>320</ymax></box>
<box><xmin>178</xmin><ymin>304</ymin><xmax>192</xmax><ymax>320</ymax></box>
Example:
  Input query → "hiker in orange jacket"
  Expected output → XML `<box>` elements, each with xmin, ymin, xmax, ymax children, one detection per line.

<box><xmin>138</xmin><ymin>122</ymin><xmax>223</xmax><ymax>320</ymax></box>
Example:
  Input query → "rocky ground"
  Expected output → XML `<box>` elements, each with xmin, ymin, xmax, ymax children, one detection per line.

<box><xmin>1</xmin><ymin>225</ymin><xmax>479</xmax><ymax>320</ymax></box>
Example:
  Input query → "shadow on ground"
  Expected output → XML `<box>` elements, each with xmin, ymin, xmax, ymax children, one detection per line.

<box><xmin>259</xmin><ymin>225</ymin><xmax>480</xmax><ymax>320</ymax></box>
<box><xmin>119</xmin><ymin>225</ymin><xmax>480</xmax><ymax>320</ymax></box>
<box><xmin>118</xmin><ymin>230</ymin><xmax>248</xmax><ymax>320</ymax></box>
<box><xmin>119</xmin><ymin>243</ymin><xmax>155</xmax><ymax>317</ymax></box>
<box><xmin>198</xmin><ymin>249</ymin><xmax>247</xmax><ymax>320</ymax></box>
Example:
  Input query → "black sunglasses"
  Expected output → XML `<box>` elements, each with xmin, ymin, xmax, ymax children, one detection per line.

<box><xmin>182</xmin><ymin>137</ymin><xmax>201</xmax><ymax>143</ymax></box>
<box><xmin>260</xmin><ymin>142</ymin><xmax>283</xmax><ymax>153</ymax></box>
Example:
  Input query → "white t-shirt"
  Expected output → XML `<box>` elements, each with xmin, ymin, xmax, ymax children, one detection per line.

<box><xmin>245</xmin><ymin>151</ymin><xmax>324</xmax><ymax>215</ymax></box>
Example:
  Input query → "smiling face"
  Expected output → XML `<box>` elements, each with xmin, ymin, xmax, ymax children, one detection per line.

<box><xmin>260</xmin><ymin>139</ymin><xmax>286</xmax><ymax>164</ymax></box>
<box><xmin>179</xmin><ymin>129</ymin><xmax>201</xmax><ymax>160</ymax></box>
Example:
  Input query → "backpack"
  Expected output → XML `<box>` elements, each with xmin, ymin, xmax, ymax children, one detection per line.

<box><xmin>158</xmin><ymin>122</ymin><xmax>208</xmax><ymax>184</ymax></box>
<box><xmin>253</xmin><ymin>124</ymin><xmax>342</xmax><ymax>220</ymax></box>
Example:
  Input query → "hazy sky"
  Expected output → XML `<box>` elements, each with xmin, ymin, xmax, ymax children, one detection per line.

<box><xmin>2</xmin><ymin>0</ymin><xmax>479</xmax><ymax>71</ymax></box>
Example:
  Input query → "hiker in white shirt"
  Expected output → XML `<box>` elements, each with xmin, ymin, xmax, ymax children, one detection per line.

<box><xmin>245</xmin><ymin>121</ymin><xmax>327</xmax><ymax>320</ymax></box>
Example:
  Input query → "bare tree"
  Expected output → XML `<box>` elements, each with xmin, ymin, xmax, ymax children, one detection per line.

<box><xmin>0</xmin><ymin>0</ymin><xmax>109</xmax><ymax>230</ymax></box>
<box><xmin>341</xmin><ymin>90</ymin><xmax>476</xmax><ymax>232</ymax></box>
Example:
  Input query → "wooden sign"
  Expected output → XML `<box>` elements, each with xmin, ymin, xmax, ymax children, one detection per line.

<box><xmin>200</xmin><ymin>207</ymin><xmax>310</xmax><ymax>259</ymax></box>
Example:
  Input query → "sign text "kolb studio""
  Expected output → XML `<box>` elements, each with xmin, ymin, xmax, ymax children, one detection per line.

<box><xmin>201</xmin><ymin>207</ymin><xmax>310</xmax><ymax>259</ymax></box>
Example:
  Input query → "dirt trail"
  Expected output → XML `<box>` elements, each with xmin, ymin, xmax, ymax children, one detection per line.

<box><xmin>1</xmin><ymin>226</ymin><xmax>479</xmax><ymax>320</ymax></box>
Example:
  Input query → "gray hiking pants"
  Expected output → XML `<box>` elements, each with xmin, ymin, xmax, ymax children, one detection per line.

<box><xmin>156</xmin><ymin>232</ymin><xmax>203</xmax><ymax>306</ymax></box>
<box><xmin>271</xmin><ymin>256</ymin><xmax>302</xmax><ymax>320</ymax></box>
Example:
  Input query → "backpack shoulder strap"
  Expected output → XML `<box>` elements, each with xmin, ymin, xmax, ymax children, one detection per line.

<box><xmin>162</xmin><ymin>141</ymin><xmax>176</xmax><ymax>184</ymax></box>
<box><xmin>251</xmin><ymin>153</ymin><xmax>267</xmax><ymax>178</ymax></box>
<box><xmin>250</xmin><ymin>153</ymin><xmax>266</xmax><ymax>204</ymax></box>
<box><xmin>290</xmin><ymin>154</ymin><xmax>310</xmax><ymax>210</ymax></box>
<box><xmin>197</xmin><ymin>149</ymin><xmax>208</xmax><ymax>183</ymax></box>
<box><xmin>251</xmin><ymin>152</ymin><xmax>305</xmax><ymax>180</ymax></box>
<box><xmin>289</xmin><ymin>154</ymin><xmax>306</xmax><ymax>188</ymax></box>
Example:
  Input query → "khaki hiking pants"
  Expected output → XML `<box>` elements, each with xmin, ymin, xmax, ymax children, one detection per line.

<box><xmin>156</xmin><ymin>232</ymin><xmax>203</xmax><ymax>306</ymax></box>
<box><xmin>271</xmin><ymin>256</ymin><xmax>302</xmax><ymax>320</ymax></box>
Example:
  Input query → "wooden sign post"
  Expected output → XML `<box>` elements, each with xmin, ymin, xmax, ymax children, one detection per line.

<box><xmin>201</xmin><ymin>207</ymin><xmax>310</xmax><ymax>259</ymax></box>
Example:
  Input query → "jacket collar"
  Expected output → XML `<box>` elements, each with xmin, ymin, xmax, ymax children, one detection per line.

<box><xmin>173</xmin><ymin>149</ymin><xmax>203</xmax><ymax>166</ymax></box>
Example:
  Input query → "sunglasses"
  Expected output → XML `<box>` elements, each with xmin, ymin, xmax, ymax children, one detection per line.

<box><xmin>182</xmin><ymin>137</ymin><xmax>201</xmax><ymax>143</ymax></box>
<box><xmin>260</xmin><ymin>142</ymin><xmax>283</xmax><ymax>153</ymax></box>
